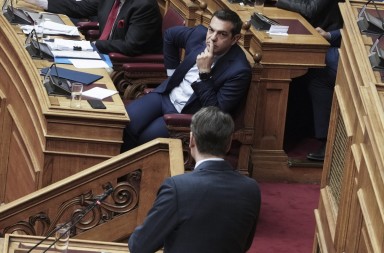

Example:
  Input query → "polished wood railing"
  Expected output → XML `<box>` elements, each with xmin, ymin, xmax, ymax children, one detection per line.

<box><xmin>0</xmin><ymin>12</ymin><xmax>129</xmax><ymax>203</ymax></box>
<box><xmin>313</xmin><ymin>1</ymin><xmax>384</xmax><ymax>252</ymax></box>
<box><xmin>0</xmin><ymin>139</ymin><xmax>184</xmax><ymax>243</ymax></box>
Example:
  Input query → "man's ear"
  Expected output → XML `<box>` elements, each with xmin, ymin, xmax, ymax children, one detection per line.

<box><xmin>189</xmin><ymin>132</ymin><xmax>195</xmax><ymax>149</ymax></box>
<box><xmin>225</xmin><ymin>136</ymin><xmax>233</xmax><ymax>153</ymax></box>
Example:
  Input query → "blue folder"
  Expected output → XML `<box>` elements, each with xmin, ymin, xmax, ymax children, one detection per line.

<box><xmin>40</xmin><ymin>67</ymin><xmax>103</xmax><ymax>85</ymax></box>
<box><xmin>54</xmin><ymin>53</ymin><xmax>113</xmax><ymax>68</ymax></box>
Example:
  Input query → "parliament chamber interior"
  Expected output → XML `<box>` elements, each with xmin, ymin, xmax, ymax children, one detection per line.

<box><xmin>0</xmin><ymin>0</ymin><xmax>384</xmax><ymax>252</ymax></box>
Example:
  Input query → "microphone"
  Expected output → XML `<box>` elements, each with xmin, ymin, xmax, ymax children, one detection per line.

<box><xmin>26</xmin><ymin>183</ymin><xmax>114</xmax><ymax>253</ymax></box>
<box><xmin>358</xmin><ymin>0</ymin><xmax>384</xmax><ymax>34</ymax></box>
<box><xmin>42</xmin><ymin>63</ymin><xmax>72</xmax><ymax>96</ymax></box>
<box><xmin>4</xmin><ymin>0</ymin><xmax>33</xmax><ymax>24</ymax></box>
<box><xmin>24</xmin><ymin>29</ymin><xmax>45</xmax><ymax>59</ymax></box>
<box><xmin>33</xmin><ymin>28</ymin><xmax>44</xmax><ymax>59</ymax></box>
<box><xmin>51</xmin><ymin>63</ymin><xmax>63</xmax><ymax>86</ymax></box>
<box><xmin>370</xmin><ymin>32</ymin><xmax>384</xmax><ymax>53</ymax></box>
<box><xmin>369</xmin><ymin>33</ymin><xmax>384</xmax><ymax>69</ymax></box>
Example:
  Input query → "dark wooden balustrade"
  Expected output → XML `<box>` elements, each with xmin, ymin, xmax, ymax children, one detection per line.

<box><xmin>0</xmin><ymin>139</ymin><xmax>184</xmax><ymax>243</ymax></box>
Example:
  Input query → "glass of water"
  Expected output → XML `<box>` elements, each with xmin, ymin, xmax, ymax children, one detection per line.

<box><xmin>35</xmin><ymin>15</ymin><xmax>45</xmax><ymax>38</ymax></box>
<box><xmin>55</xmin><ymin>223</ymin><xmax>71</xmax><ymax>252</ymax></box>
<box><xmin>254</xmin><ymin>0</ymin><xmax>265</xmax><ymax>14</ymax></box>
<box><xmin>70</xmin><ymin>82</ymin><xmax>83</xmax><ymax>108</ymax></box>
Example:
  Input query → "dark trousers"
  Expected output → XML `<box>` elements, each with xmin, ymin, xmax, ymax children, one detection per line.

<box><xmin>307</xmin><ymin>67</ymin><xmax>336</xmax><ymax>139</ymax></box>
<box><xmin>121</xmin><ymin>92</ymin><xmax>178</xmax><ymax>152</ymax></box>
<box><xmin>285</xmin><ymin>66</ymin><xmax>336</xmax><ymax>143</ymax></box>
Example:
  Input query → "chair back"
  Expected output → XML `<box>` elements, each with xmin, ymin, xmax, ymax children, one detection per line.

<box><xmin>162</xmin><ymin>7</ymin><xmax>186</xmax><ymax>34</ymax></box>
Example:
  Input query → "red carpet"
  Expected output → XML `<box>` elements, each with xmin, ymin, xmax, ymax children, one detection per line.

<box><xmin>247</xmin><ymin>182</ymin><xmax>320</xmax><ymax>253</ymax></box>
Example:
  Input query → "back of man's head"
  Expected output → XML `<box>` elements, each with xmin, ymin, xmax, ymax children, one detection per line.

<box><xmin>190</xmin><ymin>106</ymin><xmax>234</xmax><ymax>157</ymax></box>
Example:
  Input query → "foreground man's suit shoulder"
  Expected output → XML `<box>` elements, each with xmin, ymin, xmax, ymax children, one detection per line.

<box><xmin>128</xmin><ymin>160</ymin><xmax>261</xmax><ymax>253</ymax></box>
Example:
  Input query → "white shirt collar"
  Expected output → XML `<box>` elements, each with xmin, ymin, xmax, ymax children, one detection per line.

<box><xmin>194</xmin><ymin>158</ymin><xmax>224</xmax><ymax>170</ymax></box>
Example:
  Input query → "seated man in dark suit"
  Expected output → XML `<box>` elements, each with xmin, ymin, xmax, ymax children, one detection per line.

<box><xmin>276</xmin><ymin>0</ymin><xmax>343</xmax><ymax>161</ymax></box>
<box><xmin>128</xmin><ymin>106</ymin><xmax>261</xmax><ymax>253</ymax></box>
<box><xmin>121</xmin><ymin>9</ymin><xmax>252</xmax><ymax>151</ymax></box>
<box><xmin>23</xmin><ymin>0</ymin><xmax>163</xmax><ymax>55</ymax></box>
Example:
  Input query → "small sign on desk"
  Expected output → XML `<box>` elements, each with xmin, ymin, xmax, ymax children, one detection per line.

<box><xmin>268</xmin><ymin>25</ymin><xmax>289</xmax><ymax>35</ymax></box>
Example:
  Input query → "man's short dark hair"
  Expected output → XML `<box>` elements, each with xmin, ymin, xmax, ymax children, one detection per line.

<box><xmin>190</xmin><ymin>106</ymin><xmax>234</xmax><ymax>156</ymax></box>
<box><xmin>213</xmin><ymin>9</ymin><xmax>243</xmax><ymax>35</ymax></box>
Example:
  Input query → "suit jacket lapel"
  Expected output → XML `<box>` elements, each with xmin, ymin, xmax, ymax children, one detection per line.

<box><xmin>165</xmin><ymin>44</ymin><xmax>205</xmax><ymax>91</ymax></box>
<box><xmin>181</xmin><ymin>45</ymin><xmax>238</xmax><ymax>113</ymax></box>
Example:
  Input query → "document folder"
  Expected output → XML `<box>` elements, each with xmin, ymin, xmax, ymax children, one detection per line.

<box><xmin>40</xmin><ymin>67</ymin><xmax>103</xmax><ymax>85</ymax></box>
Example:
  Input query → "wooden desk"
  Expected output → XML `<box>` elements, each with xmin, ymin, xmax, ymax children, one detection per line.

<box><xmin>0</xmin><ymin>13</ymin><xmax>129</xmax><ymax>203</ymax></box>
<box><xmin>193</xmin><ymin>1</ymin><xmax>330</xmax><ymax>180</ymax></box>
<box><xmin>313</xmin><ymin>1</ymin><xmax>384</xmax><ymax>252</ymax></box>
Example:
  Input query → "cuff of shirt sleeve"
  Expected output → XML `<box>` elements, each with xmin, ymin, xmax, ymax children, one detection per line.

<box><xmin>37</xmin><ymin>0</ymin><xmax>48</xmax><ymax>10</ymax></box>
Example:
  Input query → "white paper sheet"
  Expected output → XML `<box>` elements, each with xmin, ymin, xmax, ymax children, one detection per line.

<box><xmin>70</xmin><ymin>59</ymin><xmax>110</xmax><ymax>69</ymax></box>
<box><xmin>82</xmin><ymin>87</ymin><xmax>118</xmax><ymax>100</ymax></box>
<box><xmin>268</xmin><ymin>25</ymin><xmax>289</xmax><ymax>36</ymax></box>
<box><xmin>46</xmin><ymin>39</ymin><xmax>94</xmax><ymax>51</ymax></box>
<box><xmin>51</xmin><ymin>50</ymin><xmax>101</xmax><ymax>59</ymax></box>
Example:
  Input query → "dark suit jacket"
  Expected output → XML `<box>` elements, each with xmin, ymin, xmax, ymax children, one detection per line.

<box><xmin>128</xmin><ymin>160</ymin><xmax>261</xmax><ymax>253</ymax></box>
<box><xmin>47</xmin><ymin>0</ymin><xmax>163</xmax><ymax>55</ymax></box>
<box><xmin>153</xmin><ymin>25</ymin><xmax>252</xmax><ymax>114</ymax></box>
<box><xmin>276</xmin><ymin>0</ymin><xmax>344</xmax><ymax>31</ymax></box>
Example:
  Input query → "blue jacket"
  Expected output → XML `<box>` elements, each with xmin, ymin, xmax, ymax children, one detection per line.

<box><xmin>153</xmin><ymin>25</ymin><xmax>252</xmax><ymax>115</ymax></box>
<box><xmin>128</xmin><ymin>160</ymin><xmax>261</xmax><ymax>253</ymax></box>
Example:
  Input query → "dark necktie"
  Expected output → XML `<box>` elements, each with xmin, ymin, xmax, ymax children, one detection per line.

<box><xmin>99</xmin><ymin>0</ymin><xmax>121</xmax><ymax>40</ymax></box>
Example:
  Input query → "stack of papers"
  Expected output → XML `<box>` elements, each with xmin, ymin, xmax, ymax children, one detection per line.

<box><xmin>43</xmin><ymin>39</ymin><xmax>101</xmax><ymax>60</ymax></box>
<box><xmin>50</xmin><ymin>50</ymin><xmax>101</xmax><ymax>59</ymax></box>
<box><xmin>45</xmin><ymin>39</ymin><xmax>94</xmax><ymax>51</ymax></box>
<box><xmin>20</xmin><ymin>20</ymin><xmax>80</xmax><ymax>36</ymax></box>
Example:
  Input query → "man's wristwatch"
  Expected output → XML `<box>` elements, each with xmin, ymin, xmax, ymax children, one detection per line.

<box><xmin>199</xmin><ymin>72</ymin><xmax>212</xmax><ymax>81</ymax></box>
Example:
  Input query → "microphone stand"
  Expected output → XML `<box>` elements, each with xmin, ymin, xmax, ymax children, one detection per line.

<box><xmin>371</xmin><ymin>0</ymin><xmax>384</xmax><ymax>29</ymax></box>
<box><xmin>370</xmin><ymin>33</ymin><xmax>384</xmax><ymax>54</ymax></box>
<box><xmin>27</xmin><ymin>184</ymin><xmax>113</xmax><ymax>253</ymax></box>
<box><xmin>369</xmin><ymin>33</ymin><xmax>384</xmax><ymax>69</ymax></box>
<box><xmin>358</xmin><ymin>0</ymin><xmax>384</xmax><ymax>34</ymax></box>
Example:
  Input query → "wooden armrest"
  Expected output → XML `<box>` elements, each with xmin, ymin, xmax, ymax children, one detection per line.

<box><xmin>85</xmin><ymin>30</ymin><xmax>100</xmax><ymax>40</ymax></box>
<box><xmin>122</xmin><ymin>63</ymin><xmax>166</xmax><ymax>72</ymax></box>
<box><xmin>109</xmin><ymin>53</ymin><xmax>164</xmax><ymax>63</ymax></box>
<box><xmin>164</xmin><ymin>114</ymin><xmax>193</xmax><ymax>127</ymax></box>
<box><xmin>77</xmin><ymin>21</ymin><xmax>99</xmax><ymax>30</ymax></box>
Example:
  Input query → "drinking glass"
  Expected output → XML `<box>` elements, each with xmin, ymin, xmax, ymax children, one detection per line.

<box><xmin>54</xmin><ymin>223</ymin><xmax>71</xmax><ymax>252</ymax></box>
<box><xmin>35</xmin><ymin>16</ymin><xmax>45</xmax><ymax>38</ymax></box>
<box><xmin>70</xmin><ymin>82</ymin><xmax>83</xmax><ymax>108</ymax></box>
<box><xmin>254</xmin><ymin>0</ymin><xmax>265</xmax><ymax>14</ymax></box>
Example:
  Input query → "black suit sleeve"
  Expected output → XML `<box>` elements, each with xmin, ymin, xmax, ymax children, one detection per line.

<box><xmin>47</xmin><ymin>0</ymin><xmax>99</xmax><ymax>19</ymax></box>
<box><xmin>95</xmin><ymin>0</ymin><xmax>163</xmax><ymax>55</ymax></box>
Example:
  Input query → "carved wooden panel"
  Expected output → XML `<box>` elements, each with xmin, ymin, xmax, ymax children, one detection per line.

<box><xmin>0</xmin><ymin>14</ymin><xmax>129</xmax><ymax>202</ymax></box>
<box><xmin>0</xmin><ymin>139</ymin><xmax>184</xmax><ymax>242</ymax></box>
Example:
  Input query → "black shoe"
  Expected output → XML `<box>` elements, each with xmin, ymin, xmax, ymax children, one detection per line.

<box><xmin>307</xmin><ymin>142</ymin><xmax>326</xmax><ymax>161</ymax></box>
